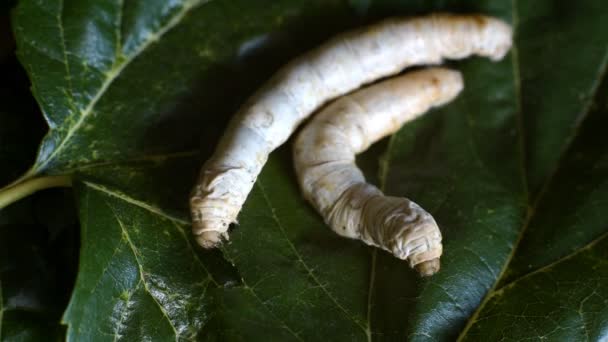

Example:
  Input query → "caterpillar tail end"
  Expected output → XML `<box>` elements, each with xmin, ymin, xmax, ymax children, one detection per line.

<box><xmin>415</xmin><ymin>258</ymin><xmax>440</xmax><ymax>277</ymax></box>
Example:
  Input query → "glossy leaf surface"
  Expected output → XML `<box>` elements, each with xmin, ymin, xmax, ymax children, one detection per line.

<box><xmin>5</xmin><ymin>0</ymin><xmax>608</xmax><ymax>340</ymax></box>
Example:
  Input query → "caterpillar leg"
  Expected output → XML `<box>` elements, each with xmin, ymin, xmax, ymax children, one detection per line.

<box><xmin>293</xmin><ymin>67</ymin><xmax>463</xmax><ymax>276</ymax></box>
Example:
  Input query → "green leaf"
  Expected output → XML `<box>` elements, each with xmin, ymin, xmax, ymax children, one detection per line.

<box><xmin>206</xmin><ymin>1</ymin><xmax>608</xmax><ymax>340</ymax></box>
<box><xmin>10</xmin><ymin>0</ymin><xmax>352</xmax><ymax>175</ymax></box>
<box><xmin>457</xmin><ymin>56</ymin><xmax>608</xmax><ymax>341</ymax></box>
<box><xmin>62</xmin><ymin>181</ymin><xmax>215</xmax><ymax>340</ymax></box>
<box><xmin>518</xmin><ymin>1</ymin><xmax>608</xmax><ymax>195</ymax></box>
<box><xmin>0</xmin><ymin>18</ymin><xmax>76</xmax><ymax>340</ymax></box>
<box><xmin>8</xmin><ymin>0</ymin><xmax>358</xmax><ymax>339</ymax></box>
<box><xmin>58</xmin><ymin>151</ymin><xmax>240</xmax><ymax>340</ymax></box>
<box><xmin>5</xmin><ymin>0</ymin><xmax>608</xmax><ymax>340</ymax></box>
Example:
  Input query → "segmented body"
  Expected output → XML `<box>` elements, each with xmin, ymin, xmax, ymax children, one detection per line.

<box><xmin>190</xmin><ymin>13</ymin><xmax>512</xmax><ymax>251</ymax></box>
<box><xmin>294</xmin><ymin>67</ymin><xmax>463</xmax><ymax>275</ymax></box>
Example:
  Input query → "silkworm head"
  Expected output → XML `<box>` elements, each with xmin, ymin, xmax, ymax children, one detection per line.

<box><xmin>416</xmin><ymin>258</ymin><xmax>440</xmax><ymax>276</ymax></box>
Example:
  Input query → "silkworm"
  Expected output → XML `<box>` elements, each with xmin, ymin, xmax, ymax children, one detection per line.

<box><xmin>293</xmin><ymin>67</ymin><xmax>462</xmax><ymax>276</ymax></box>
<box><xmin>190</xmin><ymin>13</ymin><xmax>512</xmax><ymax>249</ymax></box>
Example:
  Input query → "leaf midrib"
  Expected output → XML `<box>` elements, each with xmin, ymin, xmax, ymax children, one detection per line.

<box><xmin>364</xmin><ymin>125</ymin><xmax>398</xmax><ymax>340</ymax></box>
<box><xmin>364</xmin><ymin>6</ymin><xmax>532</xmax><ymax>339</ymax></box>
<box><xmin>112</xmin><ymin>279</ymin><xmax>140</xmax><ymax>342</ymax></box>
<box><xmin>454</xmin><ymin>1</ymin><xmax>526</xmax><ymax>337</ymax></box>
<box><xmin>365</xmin><ymin>0</ymin><xmax>606</xmax><ymax>336</ymax></box>
<box><xmin>493</xmin><ymin>230</ymin><xmax>608</xmax><ymax>296</ymax></box>
<box><xmin>63</xmin><ymin>150</ymin><xmax>199</xmax><ymax>174</ymax></box>
<box><xmin>33</xmin><ymin>0</ymin><xmax>209</xmax><ymax>173</ymax></box>
<box><xmin>111</xmin><ymin>209</ymin><xmax>181</xmax><ymax>340</ymax></box>
<box><xmin>57</xmin><ymin>0</ymin><xmax>78</xmax><ymax>118</ymax></box>
<box><xmin>461</xmin><ymin>41</ymin><xmax>608</xmax><ymax>339</ymax></box>
<box><xmin>457</xmin><ymin>4</ymin><xmax>608</xmax><ymax>339</ymax></box>
<box><xmin>83</xmin><ymin>181</ymin><xmax>187</xmax><ymax>224</ymax></box>
<box><xmin>255</xmin><ymin>179</ymin><xmax>370</xmax><ymax>339</ymax></box>
<box><xmin>83</xmin><ymin>181</ymin><xmax>218</xmax><ymax>287</ymax></box>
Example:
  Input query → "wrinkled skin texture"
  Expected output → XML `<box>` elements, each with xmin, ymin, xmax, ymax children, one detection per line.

<box><xmin>191</xmin><ymin>13</ymin><xmax>512</xmax><ymax>249</ymax></box>
<box><xmin>294</xmin><ymin>68</ymin><xmax>463</xmax><ymax>275</ymax></box>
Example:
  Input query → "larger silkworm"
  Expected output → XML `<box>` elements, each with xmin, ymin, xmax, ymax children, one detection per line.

<box><xmin>293</xmin><ymin>67</ymin><xmax>463</xmax><ymax>276</ymax></box>
<box><xmin>191</xmin><ymin>13</ymin><xmax>512</xmax><ymax>248</ymax></box>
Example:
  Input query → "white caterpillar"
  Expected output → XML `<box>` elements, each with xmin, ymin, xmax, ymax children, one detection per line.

<box><xmin>191</xmin><ymin>13</ymin><xmax>512</xmax><ymax>249</ymax></box>
<box><xmin>293</xmin><ymin>67</ymin><xmax>463</xmax><ymax>276</ymax></box>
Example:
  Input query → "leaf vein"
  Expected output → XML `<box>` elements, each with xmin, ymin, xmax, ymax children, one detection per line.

<box><xmin>89</xmin><ymin>244</ymin><xmax>127</xmax><ymax>295</ymax></box>
<box><xmin>455</xmin><ymin>1</ymin><xmax>525</xmax><ymax>337</ymax></box>
<box><xmin>462</xmin><ymin>247</ymin><xmax>498</xmax><ymax>279</ymax></box>
<box><xmin>110</xmin><ymin>207</ymin><xmax>181</xmax><ymax>340</ymax></box>
<box><xmin>458</xmin><ymin>32</ymin><xmax>608</xmax><ymax>341</ymax></box>
<box><xmin>34</xmin><ymin>0</ymin><xmax>210</xmax><ymax>172</ymax></box>
<box><xmin>20</xmin><ymin>38</ymin><xmax>64</xmax><ymax>64</ymax></box>
<box><xmin>241</xmin><ymin>285</ymin><xmax>304</xmax><ymax>342</ymax></box>
<box><xmin>66</xmin><ymin>150</ymin><xmax>199</xmax><ymax>173</ymax></box>
<box><xmin>82</xmin><ymin>181</ymin><xmax>188</xmax><ymax>225</ymax></box>
<box><xmin>114</xmin><ymin>0</ymin><xmax>125</xmax><ymax>59</ymax></box>
<box><xmin>429</xmin><ymin>282</ymin><xmax>467</xmax><ymax>315</ymax></box>
<box><xmin>57</xmin><ymin>0</ymin><xmax>77</xmax><ymax>114</ymax></box>
<box><xmin>169</xmin><ymin>221</ymin><xmax>218</xmax><ymax>286</ymax></box>
<box><xmin>112</xmin><ymin>279</ymin><xmax>142</xmax><ymax>342</ymax></box>
<box><xmin>255</xmin><ymin>180</ymin><xmax>370</xmax><ymax>336</ymax></box>
<box><xmin>495</xmin><ymin>230</ymin><xmax>608</xmax><ymax>293</ymax></box>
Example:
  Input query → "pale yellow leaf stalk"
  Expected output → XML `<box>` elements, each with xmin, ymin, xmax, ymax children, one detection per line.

<box><xmin>190</xmin><ymin>13</ymin><xmax>512</xmax><ymax>249</ymax></box>
<box><xmin>294</xmin><ymin>67</ymin><xmax>462</xmax><ymax>276</ymax></box>
<box><xmin>0</xmin><ymin>175</ymin><xmax>72</xmax><ymax>210</ymax></box>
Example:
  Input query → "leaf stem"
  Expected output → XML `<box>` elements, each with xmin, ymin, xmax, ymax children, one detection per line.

<box><xmin>0</xmin><ymin>175</ymin><xmax>72</xmax><ymax>209</ymax></box>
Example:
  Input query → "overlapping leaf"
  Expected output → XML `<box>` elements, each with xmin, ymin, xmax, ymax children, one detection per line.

<box><xmin>10</xmin><ymin>0</ymin><xmax>354</xmax><ymax>339</ymax></box>
<box><xmin>0</xmin><ymin>14</ymin><xmax>77</xmax><ymax>339</ymax></box>
<box><xmin>3</xmin><ymin>0</ymin><xmax>608</xmax><ymax>340</ymax></box>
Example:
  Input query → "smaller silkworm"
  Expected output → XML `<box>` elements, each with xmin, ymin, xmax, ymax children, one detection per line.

<box><xmin>293</xmin><ymin>67</ymin><xmax>463</xmax><ymax>276</ymax></box>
